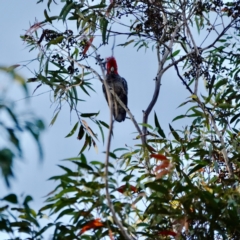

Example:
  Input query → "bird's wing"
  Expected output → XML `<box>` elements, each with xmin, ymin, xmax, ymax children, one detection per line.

<box><xmin>119</xmin><ymin>77</ymin><xmax>128</xmax><ymax>106</ymax></box>
<box><xmin>121</xmin><ymin>77</ymin><xmax>128</xmax><ymax>95</ymax></box>
<box><xmin>102</xmin><ymin>83</ymin><xmax>108</xmax><ymax>103</ymax></box>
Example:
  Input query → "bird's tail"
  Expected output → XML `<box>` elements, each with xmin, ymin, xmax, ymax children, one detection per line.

<box><xmin>113</xmin><ymin>108</ymin><xmax>126</xmax><ymax>122</ymax></box>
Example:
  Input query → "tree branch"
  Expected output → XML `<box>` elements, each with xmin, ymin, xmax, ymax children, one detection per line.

<box><xmin>162</xmin><ymin>19</ymin><xmax>236</xmax><ymax>76</ymax></box>
<box><xmin>142</xmin><ymin>22</ymin><xmax>183</xmax><ymax>143</ymax></box>
<box><xmin>209</xmin><ymin>114</ymin><xmax>234</xmax><ymax>178</ymax></box>
<box><xmin>173</xmin><ymin>63</ymin><xmax>234</xmax><ymax>178</ymax></box>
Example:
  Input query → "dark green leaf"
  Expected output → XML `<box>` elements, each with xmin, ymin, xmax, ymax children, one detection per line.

<box><xmin>172</xmin><ymin>114</ymin><xmax>186</xmax><ymax>122</ymax></box>
<box><xmin>230</xmin><ymin>113</ymin><xmax>240</xmax><ymax>124</ymax></box>
<box><xmin>81</xmin><ymin>112</ymin><xmax>99</xmax><ymax>118</ymax></box>
<box><xmin>215</xmin><ymin>78</ymin><xmax>228</xmax><ymax>89</ymax></box>
<box><xmin>59</xmin><ymin>1</ymin><xmax>76</xmax><ymax>22</ymax></box>
<box><xmin>169</xmin><ymin>124</ymin><xmax>181</xmax><ymax>142</ymax></box>
<box><xmin>49</xmin><ymin>111</ymin><xmax>60</xmax><ymax>126</ymax></box>
<box><xmin>188</xmin><ymin>162</ymin><xmax>208</xmax><ymax>175</ymax></box>
<box><xmin>79</xmin><ymin>135</ymin><xmax>91</xmax><ymax>154</ymax></box>
<box><xmin>65</xmin><ymin>122</ymin><xmax>79</xmax><ymax>138</ymax></box>
<box><xmin>2</xmin><ymin>194</ymin><xmax>18</xmax><ymax>204</ymax></box>
<box><xmin>44</xmin><ymin>9</ymin><xmax>52</xmax><ymax>23</ymax></box>
<box><xmin>145</xmin><ymin>182</ymin><xmax>168</xmax><ymax>194</ymax></box>
<box><xmin>154</xmin><ymin>112</ymin><xmax>166</xmax><ymax>138</ymax></box>
<box><xmin>100</xmin><ymin>18</ymin><xmax>108</xmax><ymax>44</ymax></box>
<box><xmin>77</xmin><ymin>125</ymin><xmax>85</xmax><ymax>140</ymax></box>
<box><xmin>0</xmin><ymin>148</ymin><xmax>14</xmax><ymax>187</ymax></box>
<box><xmin>56</xmin><ymin>208</ymin><xmax>75</xmax><ymax>221</ymax></box>
<box><xmin>99</xmin><ymin>120</ymin><xmax>109</xmax><ymax>129</ymax></box>
<box><xmin>117</xmin><ymin>39</ymin><xmax>134</xmax><ymax>47</ymax></box>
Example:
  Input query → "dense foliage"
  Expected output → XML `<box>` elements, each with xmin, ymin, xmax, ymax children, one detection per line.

<box><xmin>2</xmin><ymin>0</ymin><xmax>240</xmax><ymax>239</ymax></box>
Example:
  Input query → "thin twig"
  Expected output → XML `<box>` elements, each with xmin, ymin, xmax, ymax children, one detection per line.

<box><xmin>209</xmin><ymin>114</ymin><xmax>233</xmax><ymax>178</ymax></box>
<box><xmin>173</xmin><ymin>63</ymin><xmax>234</xmax><ymax>178</ymax></box>
<box><xmin>184</xmin><ymin>18</ymin><xmax>200</xmax><ymax>94</ymax></box>
<box><xmin>101</xmin><ymin>59</ymin><xmax>134</xmax><ymax>240</ymax></box>
<box><xmin>162</xmin><ymin>19</ymin><xmax>236</xmax><ymax>75</ymax></box>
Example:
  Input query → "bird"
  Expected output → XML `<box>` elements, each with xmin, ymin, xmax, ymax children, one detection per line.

<box><xmin>102</xmin><ymin>57</ymin><xmax>128</xmax><ymax>122</ymax></box>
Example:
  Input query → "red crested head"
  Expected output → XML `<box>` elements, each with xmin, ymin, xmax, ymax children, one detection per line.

<box><xmin>106</xmin><ymin>57</ymin><xmax>118</xmax><ymax>74</ymax></box>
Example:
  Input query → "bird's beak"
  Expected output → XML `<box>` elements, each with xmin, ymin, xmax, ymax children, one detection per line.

<box><xmin>111</xmin><ymin>67</ymin><xmax>114</xmax><ymax>72</ymax></box>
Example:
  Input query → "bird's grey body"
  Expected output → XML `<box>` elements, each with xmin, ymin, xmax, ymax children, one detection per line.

<box><xmin>102</xmin><ymin>72</ymin><xmax>128</xmax><ymax>122</ymax></box>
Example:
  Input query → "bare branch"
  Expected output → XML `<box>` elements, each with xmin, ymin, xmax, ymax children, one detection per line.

<box><xmin>142</xmin><ymin>22</ymin><xmax>183</xmax><ymax>143</ymax></box>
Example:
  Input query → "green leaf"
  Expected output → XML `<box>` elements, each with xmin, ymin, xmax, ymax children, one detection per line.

<box><xmin>72</xmin><ymin>161</ymin><xmax>94</xmax><ymax>171</ymax></box>
<box><xmin>81</xmin><ymin>112</ymin><xmax>99</xmax><ymax>118</ymax></box>
<box><xmin>0</xmin><ymin>148</ymin><xmax>14</xmax><ymax>187</ymax></box>
<box><xmin>44</xmin><ymin>9</ymin><xmax>52</xmax><ymax>23</ymax></box>
<box><xmin>96</xmin><ymin>121</ymin><xmax>104</xmax><ymax>143</ymax></box>
<box><xmin>177</xmin><ymin>100</ymin><xmax>191</xmax><ymax>108</ymax></box>
<box><xmin>218</xmin><ymin>103</ymin><xmax>233</xmax><ymax>109</ymax></box>
<box><xmin>172</xmin><ymin>114</ymin><xmax>186</xmax><ymax>122</ymax></box>
<box><xmin>209</xmin><ymin>175</ymin><xmax>218</xmax><ymax>183</ymax></box>
<box><xmin>188</xmin><ymin>162</ymin><xmax>208</xmax><ymax>175</ymax></box>
<box><xmin>48</xmin><ymin>36</ymin><xmax>64</xmax><ymax>45</ymax></box>
<box><xmin>100</xmin><ymin>18</ymin><xmax>108</xmax><ymax>44</ymax></box>
<box><xmin>154</xmin><ymin>112</ymin><xmax>166</xmax><ymax>138</ymax></box>
<box><xmin>2</xmin><ymin>194</ymin><xmax>18</xmax><ymax>204</ymax></box>
<box><xmin>122</xmin><ymin>175</ymin><xmax>135</xmax><ymax>182</ymax></box>
<box><xmin>99</xmin><ymin>120</ymin><xmax>109</xmax><ymax>129</ymax></box>
<box><xmin>49</xmin><ymin>111</ymin><xmax>60</xmax><ymax>126</ymax></box>
<box><xmin>214</xmin><ymin>78</ymin><xmax>228</xmax><ymax>89</ymax></box>
<box><xmin>56</xmin><ymin>208</ymin><xmax>75</xmax><ymax>221</ymax></box>
<box><xmin>23</xmin><ymin>195</ymin><xmax>33</xmax><ymax>205</ymax></box>
<box><xmin>230</xmin><ymin>113</ymin><xmax>240</xmax><ymax>124</ymax></box>
<box><xmin>195</xmin><ymin>16</ymin><xmax>200</xmax><ymax>34</ymax></box>
<box><xmin>145</xmin><ymin>181</ymin><xmax>169</xmax><ymax>194</ymax></box>
<box><xmin>169</xmin><ymin>124</ymin><xmax>181</xmax><ymax>142</ymax></box>
<box><xmin>113</xmin><ymin>148</ymin><xmax>128</xmax><ymax>152</ymax></box>
<box><xmin>47</xmin><ymin>0</ymin><xmax>52</xmax><ymax>10</ymax></box>
<box><xmin>117</xmin><ymin>39</ymin><xmax>135</xmax><ymax>47</ymax></box>
<box><xmin>79</xmin><ymin>135</ymin><xmax>91</xmax><ymax>154</ymax></box>
<box><xmin>218</xmin><ymin>39</ymin><xmax>227</xmax><ymax>42</ymax></box>
<box><xmin>171</xmin><ymin>49</ymin><xmax>181</xmax><ymax>57</ymax></box>
<box><xmin>102</xmin><ymin>151</ymin><xmax>117</xmax><ymax>159</ymax></box>
<box><xmin>80</xmin><ymin>84</ymin><xmax>90</xmax><ymax>96</ymax></box>
<box><xmin>77</xmin><ymin>125</ymin><xmax>85</xmax><ymax>140</ymax></box>
<box><xmin>59</xmin><ymin>1</ymin><xmax>76</xmax><ymax>22</ymax></box>
<box><xmin>167</xmin><ymin>49</ymin><xmax>181</xmax><ymax>60</ymax></box>
<box><xmin>65</xmin><ymin>122</ymin><xmax>79</xmax><ymax>138</ymax></box>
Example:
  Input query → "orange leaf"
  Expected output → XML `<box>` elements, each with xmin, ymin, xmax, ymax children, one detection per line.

<box><xmin>155</xmin><ymin>160</ymin><xmax>170</xmax><ymax>171</ymax></box>
<box><xmin>156</xmin><ymin>169</ymin><xmax>169</xmax><ymax>179</ymax></box>
<box><xmin>82</xmin><ymin>37</ymin><xmax>94</xmax><ymax>55</ymax></box>
<box><xmin>79</xmin><ymin>218</ymin><xmax>103</xmax><ymax>235</ymax></box>
<box><xmin>109</xmin><ymin>229</ymin><xmax>114</xmax><ymax>240</ymax></box>
<box><xmin>116</xmin><ymin>185</ymin><xmax>137</xmax><ymax>194</ymax></box>
<box><xmin>159</xmin><ymin>230</ymin><xmax>177</xmax><ymax>237</ymax></box>
<box><xmin>150</xmin><ymin>153</ymin><xmax>168</xmax><ymax>160</ymax></box>
<box><xmin>221</xmin><ymin>7</ymin><xmax>229</xmax><ymax>12</ymax></box>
